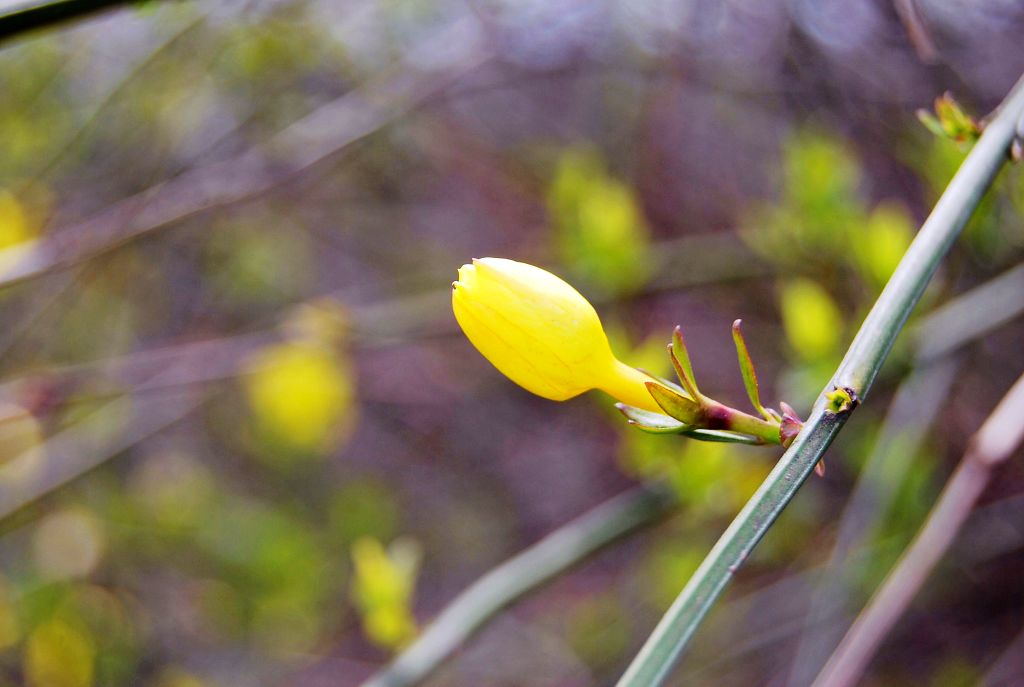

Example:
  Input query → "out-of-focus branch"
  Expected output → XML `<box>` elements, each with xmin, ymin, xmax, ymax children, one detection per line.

<box><xmin>359</xmin><ymin>485</ymin><xmax>677</xmax><ymax>687</ymax></box>
<box><xmin>913</xmin><ymin>262</ymin><xmax>1024</xmax><ymax>362</ymax></box>
<box><xmin>0</xmin><ymin>387</ymin><xmax>202</xmax><ymax>525</ymax></box>
<box><xmin>812</xmin><ymin>372</ymin><xmax>1024</xmax><ymax>687</ymax></box>
<box><xmin>0</xmin><ymin>0</ymin><xmax>176</xmax><ymax>44</ymax></box>
<box><xmin>0</xmin><ymin>14</ymin><xmax>207</xmax><ymax>362</ymax></box>
<box><xmin>0</xmin><ymin>330</ymin><xmax>274</xmax><ymax>406</ymax></box>
<box><xmin>785</xmin><ymin>361</ymin><xmax>958</xmax><ymax>683</ymax></box>
<box><xmin>892</xmin><ymin>0</ymin><xmax>940</xmax><ymax>64</ymax></box>
<box><xmin>982</xmin><ymin>625</ymin><xmax>1024</xmax><ymax>686</ymax></box>
<box><xmin>0</xmin><ymin>18</ymin><xmax>490</xmax><ymax>291</ymax></box>
<box><xmin>23</xmin><ymin>12</ymin><xmax>205</xmax><ymax>186</ymax></box>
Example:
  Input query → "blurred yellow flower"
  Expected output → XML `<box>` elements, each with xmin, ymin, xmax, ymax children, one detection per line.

<box><xmin>452</xmin><ymin>258</ymin><xmax>660</xmax><ymax>412</ymax></box>
<box><xmin>245</xmin><ymin>340</ymin><xmax>354</xmax><ymax>453</ymax></box>
<box><xmin>779</xmin><ymin>278</ymin><xmax>842</xmax><ymax>362</ymax></box>
<box><xmin>350</xmin><ymin>537</ymin><xmax>420</xmax><ymax>651</ymax></box>
<box><xmin>0</xmin><ymin>189</ymin><xmax>44</xmax><ymax>277</ymax></box>
<box><xmin>0</xmin><ymin>575</ymin><xmax>20</xmax><ymax>650</ymax></box>
<box><xmin>25</xmin><ymin>619</ymin><xmax>95</xmax><ymax>687</ymax></box>
<box><xmin>0</xmin><ymin>189</ymin><xmax>34</xmax><ymax>249</ymax></box>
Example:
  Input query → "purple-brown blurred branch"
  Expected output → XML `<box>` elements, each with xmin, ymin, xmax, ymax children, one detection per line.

<box><xmin>787</xmin><ymin>261</ymin><xmax>1024</xmax><ymax>683</ymax></box>
<box><xmin>813</xmin><ymin>372</ymin><xmax>1024</xmax><ymax>687</ymax></box>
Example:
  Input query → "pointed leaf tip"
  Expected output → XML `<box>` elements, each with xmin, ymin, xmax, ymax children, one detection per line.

<box><xmin>731</xmin><ymin>320</ymin><xmax>772</xmax><ymax>422</ymax></box>
<box><xmin>682</xmin><ymin>428</ymin><xmax>765</xmax><ymax>445</ymax></box>
<box><xmin>669</xmin><ymin>326</ymin><xmax>700</xmax><ymax>400</ymax></box>
<box><xmin>617</xmin><ymin>403</ymin><xmax>688</xmax><ymax>434</ymax></box>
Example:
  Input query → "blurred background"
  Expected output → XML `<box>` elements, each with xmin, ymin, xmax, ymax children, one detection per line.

<box><xmin>0</xmin><ymin>1</ymin><xmax>1021</xmax><ymax>685</ymax></box>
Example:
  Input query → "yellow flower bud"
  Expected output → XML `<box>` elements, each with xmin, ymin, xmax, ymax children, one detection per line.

<box><xmin>452</xmin><ymin>257</ymin><xmax>660</xmax><ymax>412</ymax></box>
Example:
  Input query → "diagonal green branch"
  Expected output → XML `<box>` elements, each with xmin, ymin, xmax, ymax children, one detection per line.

<box><xmin>615</xmin><ymin>71</ymin><xmax>1024</xmax><ymax>687</ymax></box>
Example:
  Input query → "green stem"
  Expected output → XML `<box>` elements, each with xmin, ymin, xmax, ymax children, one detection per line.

<box><xmin>616</xmin><ymin>71</ymin><xmax>1024</xmax><ymax>687</ymax></box>
<box><xmin>710</xmin><ymin>401</ymin><xmax>782</xmax><ymax>444</ymax></box>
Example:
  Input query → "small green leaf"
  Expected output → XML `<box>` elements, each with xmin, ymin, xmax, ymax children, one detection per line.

<box><xmin>681</xmin><ymin>429</ymin><xmax>764</xmax><ymax>446</ymax></box>
<box><xmin>645</xmin><ymin>382</ymin><xmax>704</xmax><ymax>425</ymax></box>
<box><xmin>916</xmin><ymin>110</ymin><xmax>946</xmax><ymax>139</ymax></box>
<box><xmin>669</xmin><ymin>326</ymin><xmax>700</xmax><ymax>399</ymax></box>
<box><xmin>615</xmin><ymin>404</ymin><xmax>688</xmax><ymax>434</ymax></box>
<box><xmin>918</xmin><ymin>93</ymin><xmax>981</xmax><ymax>145</ymax></box>
<box><xmin>731</xmin><ymin>320</ymin><xmax>772</xmax><ymax>421</ymax></box>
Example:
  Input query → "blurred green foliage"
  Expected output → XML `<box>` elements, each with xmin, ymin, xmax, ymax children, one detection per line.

<box><xmin>560</xmin><ymin>593</ymin><xmax>632</xmax><ymax>672</ymax></box>
<box><xmin>205</xmin><ymin>215</ymin><xmax>315</xmax><ymax>311</ymax></box>
<box><xmin>548</xmin><ymin>149</ymin><xmax>652</xmax><ymax>296</ymax></box>
<box><xmin>743</xmin><ymin>129</ymin><xmax>914</xmax><ymax>290</ymax></box>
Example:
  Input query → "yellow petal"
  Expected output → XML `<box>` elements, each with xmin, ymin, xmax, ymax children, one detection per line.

<box><xmin>453</xmin><ymin>257</ymin><xmax>659</xmax><ymax>411</ymax></box>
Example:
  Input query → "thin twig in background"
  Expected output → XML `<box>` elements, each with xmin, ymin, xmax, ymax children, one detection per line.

<box><xmin>0</xmin><ymin>14</ymin><xmax>206</xmax><ymax>363</ymax></box>
<box><xmin>21</xmin><ymin>12</ymin><xmax>204</xmax><ymax>187</ymax></box>
<box><xmin>0</xmin><ymin>387</ymin><xmax>202</xmax><ymax>525</ymax></box>
<box><xmin>0</xmin><ymin>17</ymin><xmax>491</xmax><ymax>292</ymax></box>
<box><xmin>787</xmin><ymin>260</ymin><xmax>1024</xmax><ymax>683</ymax></box>
<box><xmin>615</xmin><ymin>71</ymin><xmax>1024</xmax><ymax>687</ymax></box>
<box><xmin>0</xmin><ymin>330</ymin><xmax>275</xmax><ymax>406</ymax></box>
<box><xmin>893</xmin><ymin>0</ymin><xmax>940</xmax><ymax>64</ymax></box>
<box><xmin>0</xmin><ymin>0</ymin><xmax>181</xmax><ymax>44</ymax></box>
<box><xmin>359</xmin><ymin>485</ymin><xmax>677</xmax><ymax>687</ymax></box>
<box><xmin>355</xmin><ymin>462</ymin><xmax>1024</xmax><ymax>687</ymax></box>
<box><xmin>812</xmin><ymin>372</ymin><xmax>1024</xmax><ymax>687</ymax></box>
<box><xmin>912</xmin><ymin>262</ymin><xmax>1024</xmax><ymax>362</ymax></box>
<box><xmin>982</xmin><ymin>625</ymin><xmax>1024</xmax><ymax>686</ymax></box>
